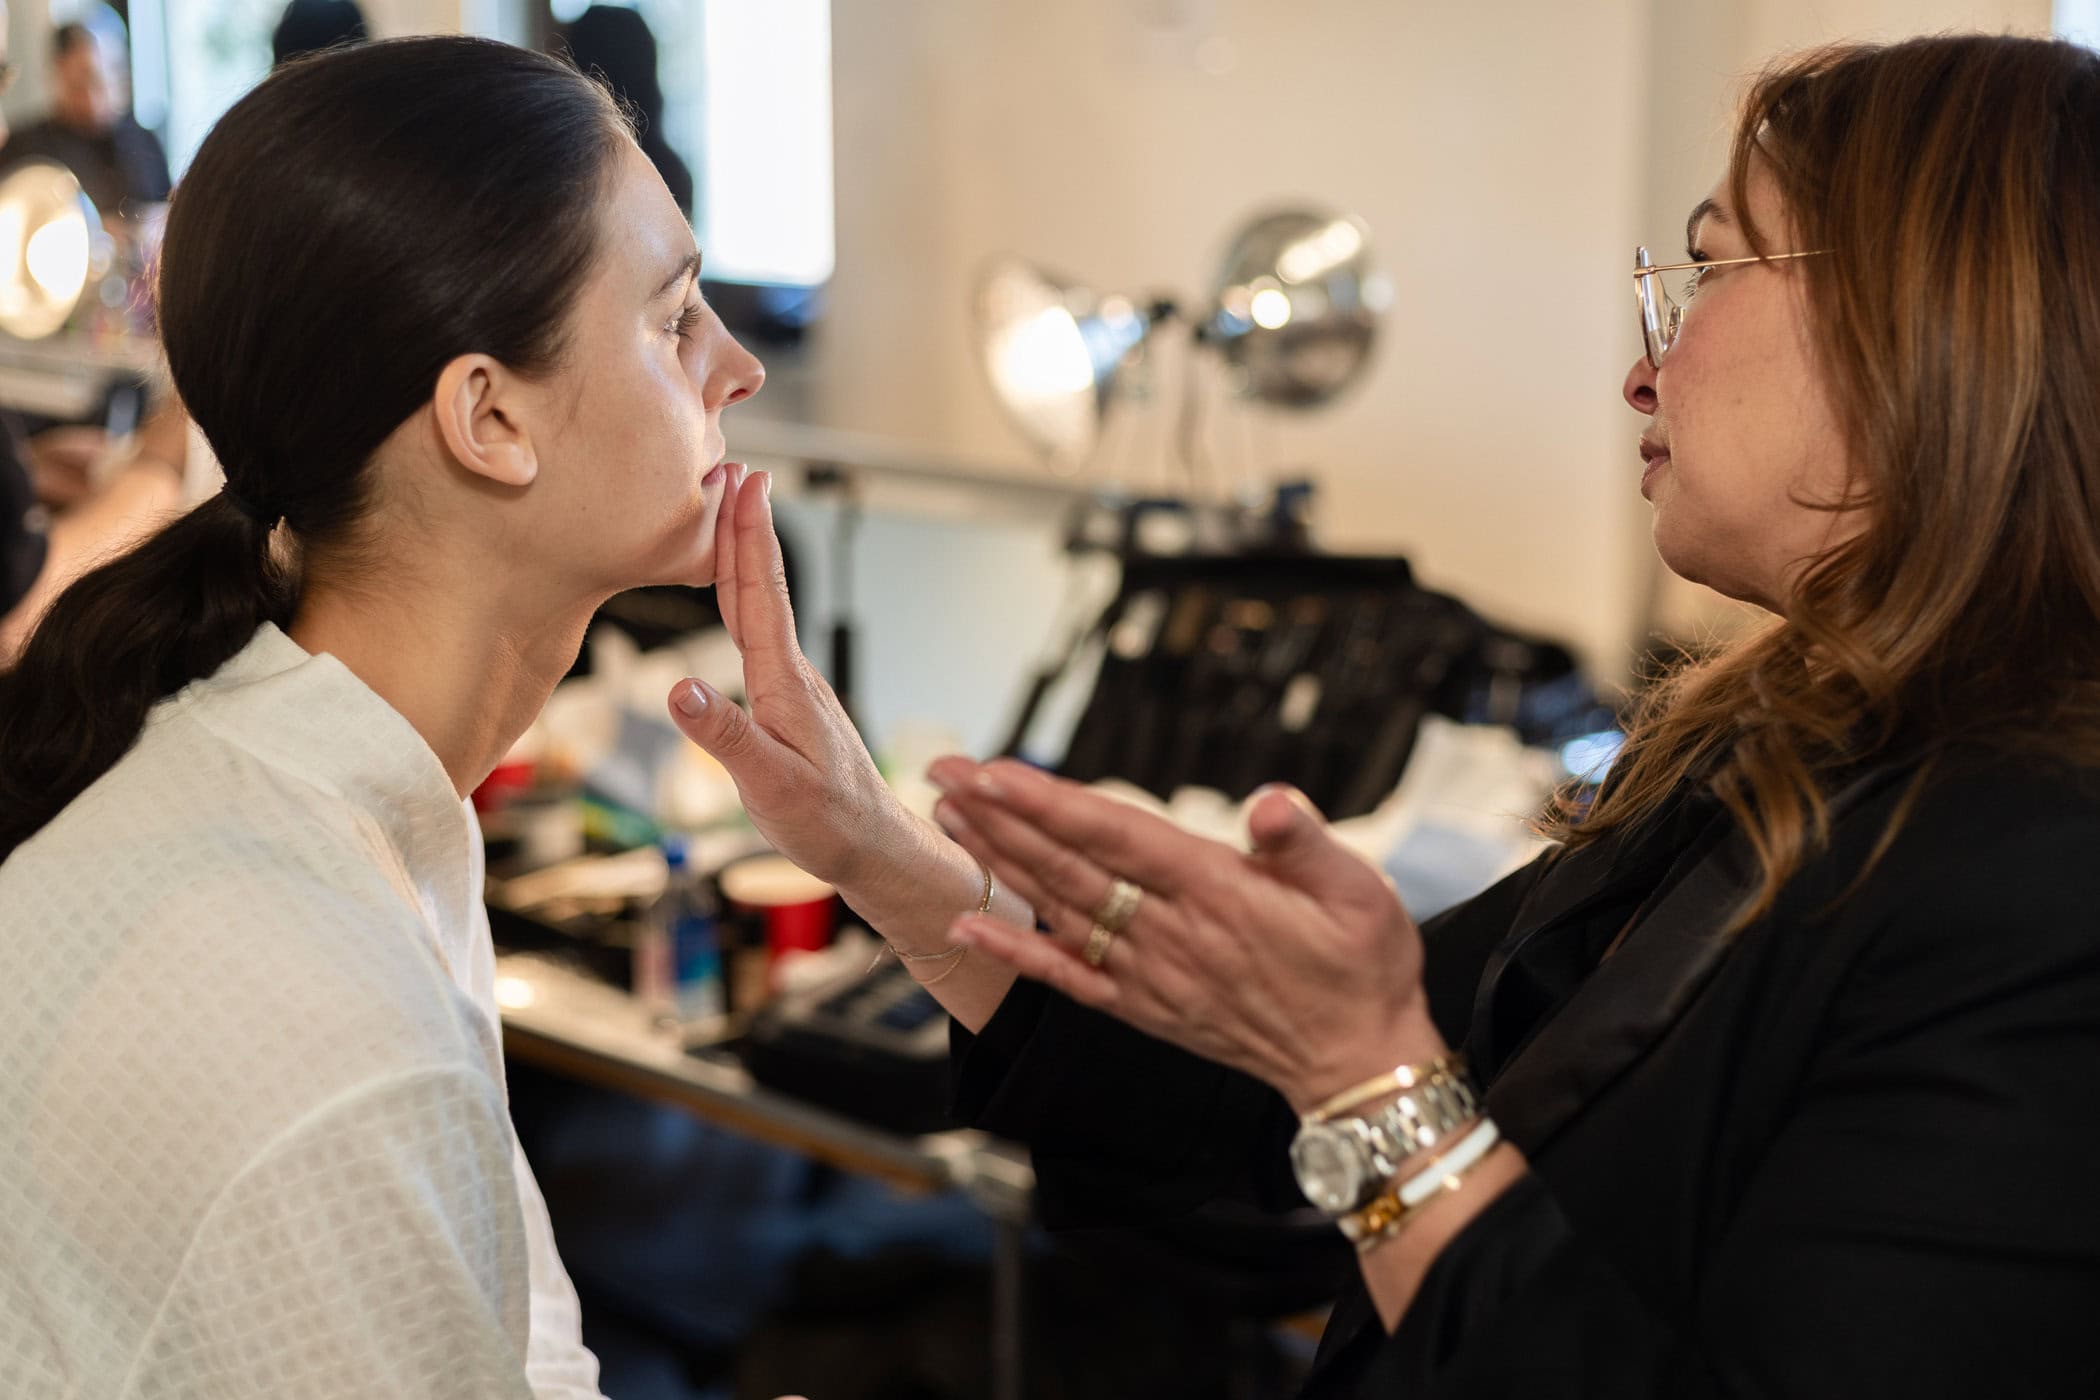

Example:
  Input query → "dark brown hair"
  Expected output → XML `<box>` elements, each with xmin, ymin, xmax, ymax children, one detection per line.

<box><xmin>0</xmin><ymin>36</ymin><xmax>629</xmax><ymax>861</ymax></box>
<box><xmin>1547</xmin><ymin>34</ymin><xmax>2100</xmax><ymax>927</ymax></box>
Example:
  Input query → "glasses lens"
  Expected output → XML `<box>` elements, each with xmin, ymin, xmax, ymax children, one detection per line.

<box><xmin>1634</xmin><ymin>248</ymin><xmax>1700</xmax><ymax>367</ymax></box>
<box><xmin>1635</xmin><ymin>250</ymin><xmax>1669</xmax><ymax>367</ymax></box>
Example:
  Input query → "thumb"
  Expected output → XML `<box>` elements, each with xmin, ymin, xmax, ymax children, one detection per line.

<box><xmin>1245</xmin><ymin>785</ymin><xmax>1371</xmax><ymax>891</ymax></box>
<box><xmin>667</xmin><ymin>677</ymin><xmax>775</xmax><ymax>774</ymax></box>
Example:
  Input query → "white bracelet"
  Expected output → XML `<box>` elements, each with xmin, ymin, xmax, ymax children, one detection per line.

<box><xmin>1396</xmin><ymin>1116</ymin><xmax>1500</xmax><ymax>1209</ymax></box>
<box><xmin>1338</xmin><ymin>1116</ymin><xmax>1503</xmax><ymax>1249</ymax></box>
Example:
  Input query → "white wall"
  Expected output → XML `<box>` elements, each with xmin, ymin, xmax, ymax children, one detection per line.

<box><xmin>758</xmin><ymin>0</ymin><xmax>1656</xmax><ymax>678</ymax></box>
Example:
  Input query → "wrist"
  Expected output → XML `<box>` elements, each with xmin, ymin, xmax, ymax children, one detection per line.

<box><xmin>823</xmin><ymin>789</ymin><xmax>920</xmax><ymax>906</ymax></box>
<box><xmin>829</xmin><ymin>804</ymin><xmax>960</xmax><ymax>947</ymax></box>
<box><xmin>1281</xmin><ymin>1002</ymin><xmax>1449</xmax><ymax>1118</ymax></box>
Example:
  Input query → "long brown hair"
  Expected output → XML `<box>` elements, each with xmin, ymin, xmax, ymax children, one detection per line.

<box><xmin>1547</xmin><ymin>34</ymin><xmax>2100</xmax><ymax>925</ymax></box>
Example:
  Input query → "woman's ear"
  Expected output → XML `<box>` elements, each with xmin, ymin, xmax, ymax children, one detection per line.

<box><xmin>432</xmin><ymin>353</ymin><xmax>538</xmax><ymax>488</ymax></box>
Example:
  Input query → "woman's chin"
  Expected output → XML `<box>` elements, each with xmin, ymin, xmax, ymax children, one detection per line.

<box><xmin>628</xmin><ymin>537</ymin><xmax>719</xmax><ymax>592</ymax></box>
<box><xmin>672</xmin><ymin>553</ymin><xmax>719</xmax><ymax>590</ymax></box>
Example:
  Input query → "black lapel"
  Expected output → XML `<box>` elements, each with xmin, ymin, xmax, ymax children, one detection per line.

<box><xmin>1482</xmin><ymin>762</ymin><xmax>1908</xmax><ymax>1155</ymax></box>
<box><xmin>1480</xmin><ymin>815</ymin><xmax>1752</xmax><ymax>1153</ymax></box>
<box><xmin>1463</xmin><ymin>791</ymin><xmax>1720</xmax><ymax>1080</ymax></box>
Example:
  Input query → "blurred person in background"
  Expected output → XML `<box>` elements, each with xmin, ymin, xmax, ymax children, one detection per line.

<box><xmin>5</xmin><ymin>6</ymin><xmax>169</xmax><ymax>222</ymax></box>
<box><xmin>271</xmin><ymin>0</ymin><xmax>368</xmax><ymax>68</ymax></box>
<box><xmin>560</xmin><ymin>5</ymin><xmax>692</xmax><ymax>219</ymax></box>
<box><xmin>0</xmin><ymin>0</ymin><xmax>181</xmax><ymax>662</ymax></box>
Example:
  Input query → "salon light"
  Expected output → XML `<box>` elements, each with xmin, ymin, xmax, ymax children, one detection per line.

<box><xmin>0</xmin><ymin>160</ymin><xmax>99</xmax><ymax>341</ymax></box>
<box><xmin>974</xmin><ymin>256</ymin><xmax>1169</xmax><ymax>469</ymax></box>
<box><xmin>26</xmin><ymin>220</ymin><xmax>87</xmax><ymax>300</ymax></box>
<box><xmin>1248</xmin><ymin>285</ymin><xmax>1293</xmax><ymax>330</ymax></box>
<box><xmin>1202</xmin><ymin>208</ymin><xmax>1381</xmax><ymax>409</ymax></box>
<box><xmin>975</xmin><ymin>205</ymin><xmax>1384</xmax><ymax>472</ymax></box>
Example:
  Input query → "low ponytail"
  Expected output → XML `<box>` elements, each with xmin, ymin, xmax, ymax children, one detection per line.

<box><xmin>0</xmin><ymin>493</ymin><xmax>297</xmax><ymax>859</ymax></box>
<box><xmin>0</xmin><ymin>36</ymin><xmax>626</xmax><ymax>865</ymax></box>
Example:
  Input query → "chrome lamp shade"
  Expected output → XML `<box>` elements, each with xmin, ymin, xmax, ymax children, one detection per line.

<box><xmin>0</xmin><ymin>160</ymin><xmax>99</xmax><ymax>341</ymax></box>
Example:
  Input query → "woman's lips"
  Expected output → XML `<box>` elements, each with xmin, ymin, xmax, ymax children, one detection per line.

<box><xmin>1638</xmin><ymin>438</ymin><xmax>1669</xmax><ymax>498</ymax></box>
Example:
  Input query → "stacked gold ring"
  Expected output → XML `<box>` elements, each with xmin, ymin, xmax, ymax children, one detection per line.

<box><xmin>1084</xmin><ymin>878</ymin><xmax>1144</xmax><ymax>966</ymax></box>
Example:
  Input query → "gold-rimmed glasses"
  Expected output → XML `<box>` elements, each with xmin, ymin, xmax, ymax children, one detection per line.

<box><xmin>1633</xmin><ymin>245</ymin><xmax>1828</xmax><ymax>369</ymax></box>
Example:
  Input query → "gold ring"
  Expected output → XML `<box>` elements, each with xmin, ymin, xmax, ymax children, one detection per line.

<box><xmin>1083</xmin><ymin>924</ymin><xmax>1115</xmax><ymax>967</ymax></box>
<box><xmin>1092</xmin><ymin>878</ymin><xmax>1144</xmax><ymax>935</ymax></box>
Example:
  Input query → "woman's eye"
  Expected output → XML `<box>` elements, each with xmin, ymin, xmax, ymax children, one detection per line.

<box><xmin>670</xmin><ymin>303</ymin><xmax>705</xmax><ymax>340</ymax></box>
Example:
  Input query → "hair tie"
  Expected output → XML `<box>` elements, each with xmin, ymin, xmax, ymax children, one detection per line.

<box><xmin>221</xmin><ymin>484</ymin><xmax>283</xmax><ymax>529</ymax></box>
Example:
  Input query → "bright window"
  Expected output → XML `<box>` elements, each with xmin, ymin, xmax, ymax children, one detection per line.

<box><xmin>131</xmin><ymin>0</ymin><xmax>835</xmax><ymax>290</ymax></box>
<box><xmin>2061</xmin><ymin>0</ymin><xmax>2100</xmax><ymax>49</ymax></box>
<box><xmin>128</xmin><ymin>0</ymin><xmax>276</xmax><ymax>177</ymax></box>
<box><xmin>551</xmin><ymin>0</ymin><xmax>836</xmax><ymax>287</ymax></box>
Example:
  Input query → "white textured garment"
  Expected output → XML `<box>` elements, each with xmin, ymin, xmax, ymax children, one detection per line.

<box><xmin>0</xmin><ymin>624</ymin><xmax>605</xmax><ymax>1399</ymax></box>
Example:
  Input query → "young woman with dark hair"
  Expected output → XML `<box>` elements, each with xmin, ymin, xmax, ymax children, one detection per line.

<box><xmin>0</xmin><ymin>35</ymin><xmax>780</xmax><ymax>1397</ymax></box>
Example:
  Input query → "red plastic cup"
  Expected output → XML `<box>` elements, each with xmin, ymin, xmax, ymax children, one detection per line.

<box><xmin>718</xmin><ymin>855</ymin><xmax>839</xmax><ymax>984</ymax></box>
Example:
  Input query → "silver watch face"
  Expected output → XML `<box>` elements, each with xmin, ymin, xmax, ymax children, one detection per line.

<box><xmin>1290</xmin><ymin>1121</ymin><xmax>1372</xmax><ymax>1215</ymax></box>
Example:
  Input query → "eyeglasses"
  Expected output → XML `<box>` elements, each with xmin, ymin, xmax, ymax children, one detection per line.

<box><xmin>1633</xmin><ymin>245</ymin><xmax>1828</xmax><ymax>369</ymax></box>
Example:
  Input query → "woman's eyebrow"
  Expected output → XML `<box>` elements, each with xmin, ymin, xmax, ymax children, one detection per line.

<box><xmin>651</xmin><ymin>250</ymin><xmax>703</xmax><ymax>302</ymax></box>
<box><xmin>1685</xmin><ymin>197</ymin><xmax>1729</xmax><ymax>256</ymax></box>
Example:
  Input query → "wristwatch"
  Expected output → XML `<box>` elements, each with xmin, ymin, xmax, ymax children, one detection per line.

<box><xmin>1289</xmin><ymin>1067</ymin><xmax>1480</xmax><ymax>1216</ymax></box>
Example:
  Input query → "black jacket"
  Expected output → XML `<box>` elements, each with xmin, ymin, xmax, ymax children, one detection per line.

<box><xmin>952</xmin><ymin>750</ymin><xmax>2100</xmax><ymax>1396</ymax></box>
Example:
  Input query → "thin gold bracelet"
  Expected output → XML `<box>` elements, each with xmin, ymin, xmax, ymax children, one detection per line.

<box><xmin>911</xmin><ymin>946</ymin><xmax>971</xmax><ymax>986</ymax></box>
<box><xmin>871</xmin><ymin>859</ymin><xmax>994</xmax><ymax>975</ymax></box>
<box><xmin>1304</xmin><ymin>1053</ymin><xmax>1468</xmax><ymax>1125</ymax></box>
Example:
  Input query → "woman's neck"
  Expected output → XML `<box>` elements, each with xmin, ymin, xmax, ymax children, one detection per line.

<box><xmin>289</xmin><ymin>580</ymin><xmax>601</xmax><ymax>798</ymax></box>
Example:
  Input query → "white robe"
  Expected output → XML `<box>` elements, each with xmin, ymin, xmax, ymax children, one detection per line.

<box><xmin>0</xmin><ymin>623</ymin><xmax>604</xmax><ymax>1399</ymax></box>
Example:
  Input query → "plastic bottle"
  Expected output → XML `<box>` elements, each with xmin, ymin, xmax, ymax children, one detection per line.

<box><xmin>652</xmin><ymin>838</ymin><xmax>726</xmax><ymax>1035</ymax></box>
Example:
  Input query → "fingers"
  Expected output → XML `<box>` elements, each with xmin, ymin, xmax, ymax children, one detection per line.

<box><xmin>666</xmin><ymin>677</ymin><xmax>786</xmax><ymax>780</ymax></box>
<box><xmin>712</xmin><ymin>464</ymin><xmax>748</xmax><ymax>649</ymax></box>
<box><xmin>927</xmin><ymin>757</ymin><xmax>1207</xmax><ymax>898</ymax></box>
<box><xmin>933</xmin><ymin>796</ymin><xmax>1115</xmax><ymax>955</ymax></box>
<box><xmin>1245</xmin><ymin>784</ymin><xmax>1384</xmax><ymax>895</ymax></box>
<box><xmin>731</xmin><ymin>470</ymin><xmax>804</xmax><ymax>671</ymax></box>
<box><xmin>951</xmin><ymin>912</ymin><xmax>1120</xmax><ymax>1010</ymax></box>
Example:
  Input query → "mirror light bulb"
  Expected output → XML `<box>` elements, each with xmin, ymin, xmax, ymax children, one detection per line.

<box><xmin>25</xmin><ymin>219</ymin><xmax>86</xmax><ymax>301</ymax></box>
<box><xmin>1249</xmin><ymin>286</ymin><xmax>1293</xmax><ymax>330</ymax></box>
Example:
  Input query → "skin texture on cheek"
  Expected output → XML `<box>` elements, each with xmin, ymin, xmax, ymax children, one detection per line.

<box><xmin>505</xmin><ymin>146</ymin><xmax>759</xmax><ymax>597</ymax></box>
<box><xmin>1647</xmin><ymin>238</ymin><xmax>1857</xmax><ymax>613</ymax></box>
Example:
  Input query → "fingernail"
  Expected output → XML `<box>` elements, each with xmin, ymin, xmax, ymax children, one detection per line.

<box><xmin>949</xmin><ymin>920</ymin><xmax>981</xmax><ymax>947</ymax></box>
<box><xmin>932</xmin><ymin>799</ymin><xmax>973</xmax><ymax>838</ymax></box>
<box><xmin>760</xmin><ymin>470</ymin><xmax>774</xmax><ymax>499</ymax></box>
<box><xmin>926</xmin><ymin>759</ymin><xmax>969</xmax><ymax>794</ymax></box>
<box><xmin>971</xmin><ymin>769</ymin><xmax>1007</xmax><ymax>801</ymax></box>
<box><xmin>671</xmin><ymin>679</ymin><xmax>708</xmax><ymax>717</ymax></box>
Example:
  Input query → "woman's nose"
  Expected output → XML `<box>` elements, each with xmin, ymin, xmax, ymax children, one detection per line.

<box><xmin>1623</xmin><ymin>354</ymin><xmax>1658</xmax><ymax>415</ymax></box>
<box><xmin>712</xmin><ymin>338</ymin><xmax>765</xmax><ymax>410</ymax></box>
